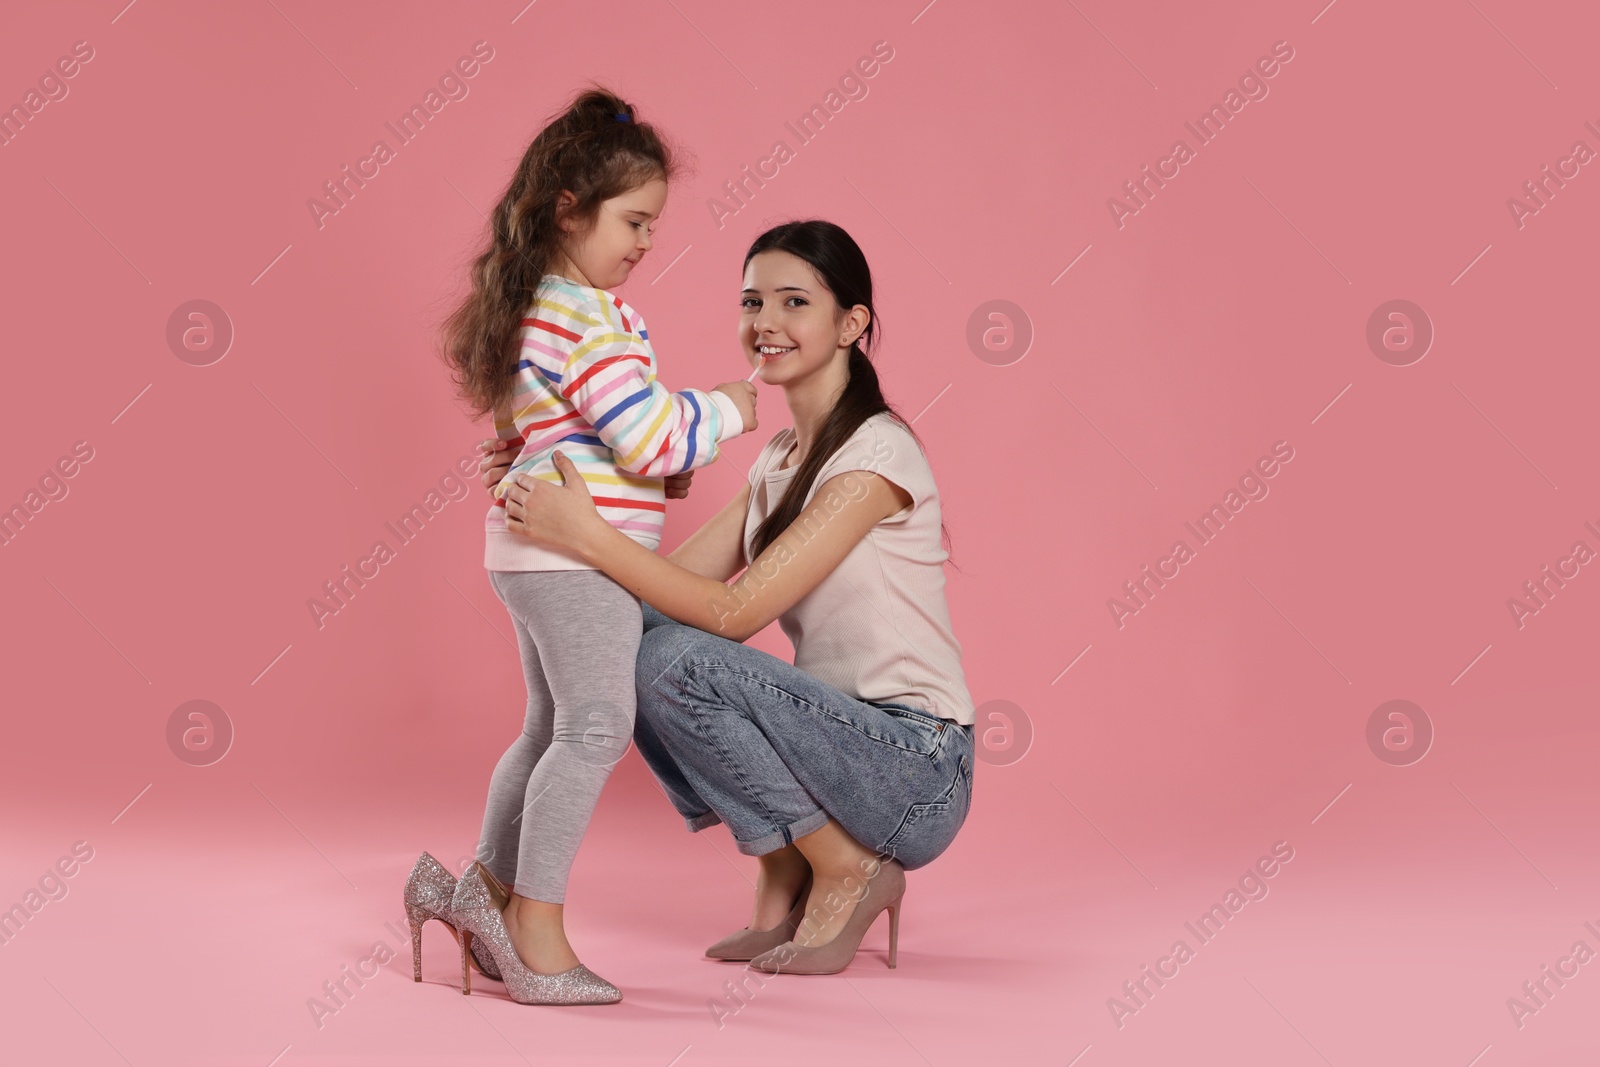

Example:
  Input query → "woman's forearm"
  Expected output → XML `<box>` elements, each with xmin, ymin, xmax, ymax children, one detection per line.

<box><xmin>580</xmin><ymin>521</ymin><xmax>748</xmax><ymax>638</ymax></box>
<box><xmin>664</xmin><ymin>481</ymin><xmax>753</xmax><ymax>583</ymax></box>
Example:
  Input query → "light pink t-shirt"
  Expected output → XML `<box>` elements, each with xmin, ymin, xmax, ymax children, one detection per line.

<box><xmin>742</xmin><ymin>412</ymin><xmax>976</xmax><ymax>726</ymax></box>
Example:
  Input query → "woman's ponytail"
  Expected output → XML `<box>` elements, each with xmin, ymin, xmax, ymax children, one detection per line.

<box><xmin>744</xmin><ymin>220</ymin><xmax>957</xmax><ymax>569</ymax></box>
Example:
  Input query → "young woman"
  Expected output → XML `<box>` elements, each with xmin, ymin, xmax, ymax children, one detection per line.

<box><xmin>482</xmin><ymin>219</ymin><xmax>976</xmax><ymax>975</ymax></box>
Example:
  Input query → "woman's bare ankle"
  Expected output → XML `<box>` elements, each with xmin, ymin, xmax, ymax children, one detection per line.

<box><xmin>750</xmin><ymin>846</ymin><xmax>810</xmax><ymax>930</ymax></box>
<box><xmin>789</xmin><ymin>821</ymin><xmax>882</xmax><ymax>947</ymax></box>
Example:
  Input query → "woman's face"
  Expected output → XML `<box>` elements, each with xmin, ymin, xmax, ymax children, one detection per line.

<box><xmin>739</xmin><ymin>249</ymin><xmax>867</xmax><ymax>383</ymax></box>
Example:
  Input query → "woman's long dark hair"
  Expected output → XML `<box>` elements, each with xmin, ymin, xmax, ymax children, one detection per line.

<box><xmin>745</xmin><ymin>220</ymin><xmax>956</xmax><ymax>568</ymax></box>
<box><xmin>436</xmin><ymin>85</ymin><xmax>677</xmax><ymax>418</ymax></box>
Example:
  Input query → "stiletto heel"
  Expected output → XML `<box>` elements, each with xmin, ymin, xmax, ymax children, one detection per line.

<box><xmin>408</xmin><ymin>917</ymin><xmax>425</xmax><ymax>982</ymax></box>
<box><xmin>403</xmin><ymin>851</ymin><xmax>502</xmax><ymax>991</ymax></box>
<box><xmin>450</xmin><ymin>862</ymin><xmax>623</xmax><ymax>1005</ymax></box>
<box><xmin>460</xmin><ymin>929</ymin><xmax>474</xmax><ymax>996</ymax></box>
<box><xmin>749</xmin><ymin>857</ymin><xmax>906</xmax><ymax>975</ymax></box>
<box><xmin>705</xmin><ymin>871</ymin><xmax>813</xmax><ymax>961</ymax></box>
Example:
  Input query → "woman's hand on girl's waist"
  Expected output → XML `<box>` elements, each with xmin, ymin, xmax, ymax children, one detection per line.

<box><xmin>477</xmin><ymin>436</ymin><xmax>694</xmax><ymax>501</ymax></box>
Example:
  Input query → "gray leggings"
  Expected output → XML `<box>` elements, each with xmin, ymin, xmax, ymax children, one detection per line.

<box><xmin>474</xmin><ymin>569</ymin><xmax>642</xmax><ymax>903</ymax></box>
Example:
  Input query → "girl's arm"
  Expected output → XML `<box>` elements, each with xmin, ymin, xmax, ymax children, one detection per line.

<box><xmin>505</xmin><ymin>453</ymin><xmax>911</xmax><ymax>642</ymax></box>
<box><xmin>547</xmin><ymin>294</ymin><xmax>747</xmax><ymax>479</ymax></box>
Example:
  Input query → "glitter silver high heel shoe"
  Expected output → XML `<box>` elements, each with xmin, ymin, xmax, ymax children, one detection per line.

<box><xmin>403</xmin><ymin>851</ymin><xmax>501</xmax><ymax>991</ymax></box>
<box><xmin>449</xmin><ymin>861</ymin><xmax>622</xmax><ymax>1005</ymax></box>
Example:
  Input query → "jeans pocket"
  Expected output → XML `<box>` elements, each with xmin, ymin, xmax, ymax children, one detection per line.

<box><xmin>883</xmin><ymin>795</ymin><xmax>953</xmax><ymax>865</ymax></box>
<box><xmin>955</xmin><ymin>750</ymin><xmax>973</xmax><ymax>821</ymax></box>
<box><xmin>874</xmin><ymin>705</ymin><xmax>946</xmax><ymax>757</ymax></box>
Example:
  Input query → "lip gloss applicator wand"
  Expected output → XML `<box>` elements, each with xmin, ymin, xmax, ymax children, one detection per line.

<box><xmin>744</xmin><ymin>353</ymin><xmax>765</xmax><ymax>383</ymax></box>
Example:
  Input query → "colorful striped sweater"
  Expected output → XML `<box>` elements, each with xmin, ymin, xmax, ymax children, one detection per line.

<box><xmin>484</xmin><ymin>274</ymin><xmax>747</xmax><ymax>571</ymax></box>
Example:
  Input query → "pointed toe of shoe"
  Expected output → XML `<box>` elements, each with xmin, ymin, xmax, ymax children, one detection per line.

<box><xmin>704</xmin><ymin>926</ymin><xmax>792</xmax><ymax>961</ymax></box>
<box><xmin>568</xmin><ymin>965</ymin><xmax>623</xmax><ymax>1004</ymax></box>
<box><xmin>748</xmin><ymin>941</ymin><xmax>802</xmax><ymax>974</ymax></box>
<box><xmin>707</xmin><ymin>875</ymin><xmax>812</xmax><ymax>961</ymax></box>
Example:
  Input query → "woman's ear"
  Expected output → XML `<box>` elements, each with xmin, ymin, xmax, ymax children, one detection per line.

<box><xmin>841</xmin><ymin>304</ymin><xmax>871</xmax><ymax>347</ymax></box>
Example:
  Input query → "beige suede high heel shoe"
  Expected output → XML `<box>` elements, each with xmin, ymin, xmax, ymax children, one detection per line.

<box><xmin>748</xmin><ymin>858</ymin><xmax>904</xmax><ymax>975</ymax></box>
<box><xmin>705</xmin><ymin>871</ymin><xmax>813</xmax><ymax>961</ymax></box>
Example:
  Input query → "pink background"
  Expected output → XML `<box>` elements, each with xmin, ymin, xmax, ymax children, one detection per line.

<box><xmin>3</xmin><ymin>1</ymin><xmax>1597</xmax><ymax>1064</ymax></box>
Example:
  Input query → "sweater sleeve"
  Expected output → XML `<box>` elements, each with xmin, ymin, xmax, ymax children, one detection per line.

<box><xmin>707</xmin><ymin>388</ymin><xmax>745</xmax><ymax>441</ymax></box>
<box><xmin>559</xmin><ymin>296</ymin><xmax>744</xmax><ymax>476</ymax></box>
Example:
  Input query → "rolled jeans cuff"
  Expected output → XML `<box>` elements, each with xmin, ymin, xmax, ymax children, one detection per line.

<box><xmin>728</xmin><ymin>807</ymin><xmax>831</xmax><ymax>858</ymax></box>
<box><xmin>685</xmin><ymin>810</ymin><xmax>723</xmax><ymax>832</ymax></box>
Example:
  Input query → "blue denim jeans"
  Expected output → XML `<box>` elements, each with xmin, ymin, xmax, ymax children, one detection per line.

<box><xmin>631</xmin><ymin>603</ymin><xmax>974</xmax><ymax>870</ymax></box>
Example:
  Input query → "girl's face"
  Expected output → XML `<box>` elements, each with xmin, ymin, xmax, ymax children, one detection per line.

<box><xmin>739</xmin><ymin>249</ymin><xmax>869</xmax><ymax>383</ymax></box>
<box><xmin>556</xmin><ymin>177</ymin><xmax>666</xmax><ymax>289</ymax></box>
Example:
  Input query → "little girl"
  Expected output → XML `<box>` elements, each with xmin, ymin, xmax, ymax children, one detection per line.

<box><xmin>433</xmin><ymin>87</ymin><xmax>757</xmax><ymax>1004</ymax></box>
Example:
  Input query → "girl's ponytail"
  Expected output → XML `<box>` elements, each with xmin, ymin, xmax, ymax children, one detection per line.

<box><xmin>437</xmin><ymin>86</ymin><xmax>677</xmax><ymax>417</ymax></box>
